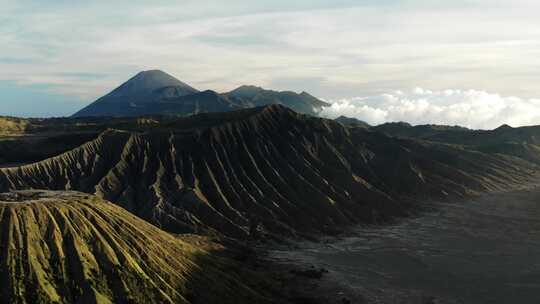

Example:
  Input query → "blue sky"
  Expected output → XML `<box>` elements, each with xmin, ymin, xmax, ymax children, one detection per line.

<box><xmin>1</xmin><ymin>0</ymin><xmax>540</xmax><ymax>125</ymax></box>
<box><xmin>0</xmin><ymin>81</ymin><xmax>83</xmax><ymax>117</ymax></box>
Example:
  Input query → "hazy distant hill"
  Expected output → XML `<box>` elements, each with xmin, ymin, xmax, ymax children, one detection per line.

<box><xmin>72</xmin><ymin>70</ymin><xmax>328</xmax><ymax>117</ymax></box>
<box><xmin>334</xmin><ymin>116</ymin><xmax>370</xmax><ymax>128</ymax></box>
<box><xmin>372</xmin><ymin>122</ymin><xmax>469</xmax><ymax>138</ymax></box>
<box><xmin>225</xmin><ymin>85</ymin><xmax>329</xmax><ymax>115</ymax></box>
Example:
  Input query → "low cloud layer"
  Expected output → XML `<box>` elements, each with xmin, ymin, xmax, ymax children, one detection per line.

<box><xmin>320</xmin><ymin>88</ymin><xmax>540</xmax><ymax>129</ymax></box>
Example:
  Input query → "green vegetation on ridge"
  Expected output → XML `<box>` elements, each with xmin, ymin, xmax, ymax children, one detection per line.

<box><xmin>0</xmin><ymin>191</ymin><xmax>269</xmax><ymax>304</ymax></box>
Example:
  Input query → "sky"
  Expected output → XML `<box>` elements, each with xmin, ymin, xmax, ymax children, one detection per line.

<box><xmin>1</xmin><ymin>0</ymin><xmax>540</xmax><ymax>127</ymax></box>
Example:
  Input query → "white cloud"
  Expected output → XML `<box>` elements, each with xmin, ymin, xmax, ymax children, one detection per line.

<box><xmin>321</xmin><ymin>88</ymin><xmax>540</xmax><ymax>129</ymax></box>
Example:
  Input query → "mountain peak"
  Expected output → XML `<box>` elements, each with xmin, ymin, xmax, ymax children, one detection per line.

<box><xmin>108</xmin><ymin>69</ymin><xmax>197</xmax><ymax>98</ymax></box>
<box><xmin>139</xmin><ymin>69</ymin><xmax>166</xmax><ymax>74</ymax></box>
<box><xmin>72</xmin><ymin>70</ymin><xmax>199</xmax><ymax>117</ymax></box>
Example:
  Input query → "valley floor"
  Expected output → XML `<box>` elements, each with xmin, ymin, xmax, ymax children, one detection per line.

<box><xmin>268</xmin><ymin>188</ymin><xmax>540</xmax><ymax>304</ymax></box>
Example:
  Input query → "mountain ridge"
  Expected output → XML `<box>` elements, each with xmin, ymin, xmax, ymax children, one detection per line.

<box><xmin>72</xmin><ymin>70</ymin><xmax>329</xmax><ymax>117</ymax></box>
<box><xmin>3</xmin><ymin>105</ymin><xmax>538</xmax><ymax>238</ymax></box>
<box><xmin>0</xmin><ymin>190</ymin><xmax>268</xmax><ymax>303</ymax></box>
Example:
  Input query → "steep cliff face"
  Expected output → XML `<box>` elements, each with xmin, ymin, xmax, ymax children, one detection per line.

<box><xmin>1</xmin><ymin>105</ymin><xmax>537</xmax><ymax>238</ymax></box>
<box><xmin>0</xmin><ymin>191</ymin><xmax>267</xmax><ymax>304</ymax></box>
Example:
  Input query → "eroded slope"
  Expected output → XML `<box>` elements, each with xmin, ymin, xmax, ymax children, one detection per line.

<box><xmin>0</xmin><ymin>190</ymin><xmax>266</xmax><ymax>304</ymax></box>
<box><xmin>1</xmin><ymin>105</ymin><xmax>537</xmax><ymax>238</ymax></box>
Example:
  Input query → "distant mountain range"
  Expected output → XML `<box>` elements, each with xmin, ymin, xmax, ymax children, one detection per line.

<box><xmin>72</xmin><ymin>70</ymin><xmax>329</xmax><ymax>117</ymax></box>
<box><xmin>334</xmin><ymin>116</ymin><xmax>370</xmax><ymax>128</ymax></box>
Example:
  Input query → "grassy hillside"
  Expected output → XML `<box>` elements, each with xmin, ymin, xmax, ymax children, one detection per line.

<box><xmin>0</xmin><ymin>117</ymin><xmax>30</xmax><ymax>136</ymax></box>
<box><xmin>0</xmin><ymin>190</ymin><xmax>271</xmax><ymax>304</ymax></box>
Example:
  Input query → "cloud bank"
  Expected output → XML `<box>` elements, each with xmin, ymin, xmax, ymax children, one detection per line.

<box><xmin>320</xmin><ymin>88</ymin><xmax>540</xmax><ymax>129</ymax></box>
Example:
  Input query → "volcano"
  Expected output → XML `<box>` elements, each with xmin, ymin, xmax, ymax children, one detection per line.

<box><xmin>72</xmin><ymin>70</ymin><xmax>199</xmax><ymax>117</ymax></box>
<box><xmin>72</xmin><ymin>70</ymin><xmax>329</xmax><ymax>117</ymax></box>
